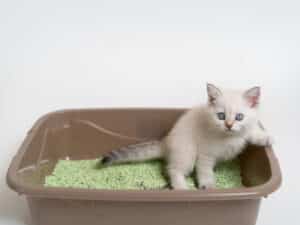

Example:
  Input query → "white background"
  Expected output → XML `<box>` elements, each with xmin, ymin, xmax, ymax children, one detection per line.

<box><xmin>0</xmin><ymin>0</ymin><xmax>299</xmax><ymax>224</ymax></box>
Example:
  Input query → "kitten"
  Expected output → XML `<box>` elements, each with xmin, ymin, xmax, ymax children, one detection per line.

<box><xmin>101</xmin><ymin>84</ymin><xmax>273</xmax><ymax>190</ymax></box>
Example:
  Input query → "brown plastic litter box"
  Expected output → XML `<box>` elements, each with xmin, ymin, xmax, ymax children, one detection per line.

<box><xmin>7</xmin><ymin>108</ymin><xmax>282</xmax><ymax>225</ymax></box>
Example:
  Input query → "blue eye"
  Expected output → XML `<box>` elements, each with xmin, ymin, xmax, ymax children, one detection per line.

<box><xmin>217</xmin><ymin>112</ymin><xmax>226</xmax><ymax>120</ymax></box>
<box><xmin>235</xmin><ymin>113</ymin><xmax>244</xmax><ymax>121</ymax></box>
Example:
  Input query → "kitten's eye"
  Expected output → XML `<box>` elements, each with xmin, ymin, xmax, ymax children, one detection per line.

<box><xmin>217</xmin><ymin>112</ymin><xmax>226</xmax><ymax>120</ymax></box>
<box><xmin>235</xmin><ymin>113</ymin><xmax>244</xmax><ymax>121</ymax></box>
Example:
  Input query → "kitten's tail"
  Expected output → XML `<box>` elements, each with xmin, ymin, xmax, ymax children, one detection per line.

<box><xmin>101</xmin><ymin>140</ymin><xmax>163</xmax><ymax>165</ymax></box>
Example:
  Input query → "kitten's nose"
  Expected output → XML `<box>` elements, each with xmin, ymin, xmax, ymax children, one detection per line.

<box><xmin>225</xmin><ymin>121</ymin><xmax>234</xmax><ymax>130</ymax></box>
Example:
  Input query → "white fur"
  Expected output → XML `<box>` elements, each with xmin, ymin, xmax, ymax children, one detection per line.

<box><xmin>163</xmin><ymin>84</ymin><xmax>272</xmax><ymax>189</ymax></box>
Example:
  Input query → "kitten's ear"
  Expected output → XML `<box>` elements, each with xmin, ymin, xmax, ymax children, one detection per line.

<box><xmin>243</xmin><ymin>86</ymin><xmax>261</xmax><ymax>108</ymax></box>
<box><xmin>207</xmin><ymin>83</ymin><xmax>222</xmax><ymax>104</ymax></box>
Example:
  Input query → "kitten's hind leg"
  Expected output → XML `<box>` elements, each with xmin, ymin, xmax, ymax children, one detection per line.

<box><xmin>196</xmin><ymin>156</ymin><xmax>216</xmax><ymax>189</ymax></box>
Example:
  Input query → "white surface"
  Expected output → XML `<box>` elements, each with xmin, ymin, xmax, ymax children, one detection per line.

<box><xmin>0</xmin><ymin>0</ymin><xmax>299</xmax><ymax>224</ymax></box>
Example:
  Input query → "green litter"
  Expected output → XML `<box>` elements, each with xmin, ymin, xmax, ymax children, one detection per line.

<box><xmin>45</xmin><ymin>159</ymin><xmax>242</xmax><ymax>190</ymax></box>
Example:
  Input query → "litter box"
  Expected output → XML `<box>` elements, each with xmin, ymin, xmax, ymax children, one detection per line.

<box><xmin>7</xmin><ymin>108</ymin><xmax>282</xmax><ymax>225</ymax></box>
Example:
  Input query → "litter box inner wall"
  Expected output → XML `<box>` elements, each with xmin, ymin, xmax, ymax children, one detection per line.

<box><xmin>37</xmin><ymin>109</ymin><xmax>183</xmax><ymax>161</ymax></box>
<box><xmin>240</xmin><ymin>145</ymin><xmax>272</xmax><ymax>187</ymax></box>
<box><xmin>19</xmin><ymin>115</ymin><xmax>73</xmax><ymax>169</ymax></box>
<box><xmin>67</xmin><ymin>109</ymin><xmax>184</xmax><ymax>139</ymax></box>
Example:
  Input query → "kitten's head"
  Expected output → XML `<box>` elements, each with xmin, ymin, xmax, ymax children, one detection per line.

<box><xmin>206</xmin><ymin>83</ymin><xmax>260</xmax><ymax>135</ymax></box>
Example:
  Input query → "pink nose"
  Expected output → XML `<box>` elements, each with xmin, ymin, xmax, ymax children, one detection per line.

<box><xmin>225</xmin><ymin>121</ymin><xmax>234</xmax><ymax>130</ymax></box>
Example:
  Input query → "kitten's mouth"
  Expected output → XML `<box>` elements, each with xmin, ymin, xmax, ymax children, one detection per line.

<box><xmin>225</xmin><ymin>129</ymin><xmax>235</xmax><ymax>133</ymax></box>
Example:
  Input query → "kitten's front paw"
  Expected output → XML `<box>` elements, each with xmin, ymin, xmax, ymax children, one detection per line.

<box><xmin>199</xmin><ymin>178</ymin><xmax>216</xmax><ymax>190</ymax></box>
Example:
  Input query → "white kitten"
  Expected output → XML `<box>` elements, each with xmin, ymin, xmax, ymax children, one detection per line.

<box><xmin>101</xmin><ymin>84</ymin><xmax>273</xmax><ymax>189</ymax></box>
